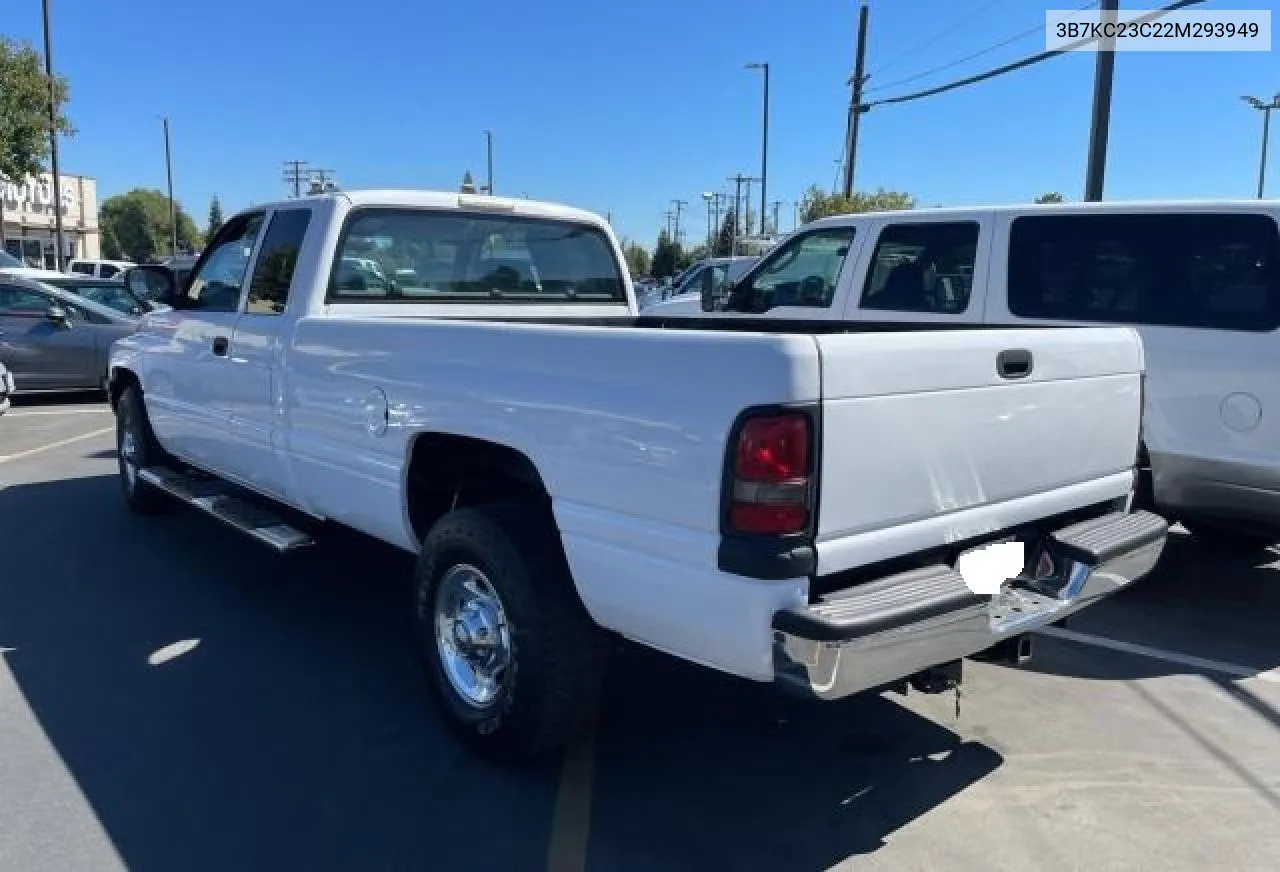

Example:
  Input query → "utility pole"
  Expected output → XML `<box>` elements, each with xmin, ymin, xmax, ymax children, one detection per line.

<box><xmin>1084</xmin><ymin>0</ymin><xmax>1119</xmax><ymax>201</ymax></box>
<box><xmin>1243</xmin><ymin>95</ymin><xmax>1280</xmax><ymax>199</ymax></box>
<box><xmin>160</xmin><ymin>116</ymin><xmax>177</xmax><ymax>256</ymax></box>
<box><xmin>728</xmin><ymin>174</ymin><xmax>747</xmax><ymax>255</ymax></box>
<box><xmin>671</xmin><ymin>199</ymin><xmax>688</xmax><ymax>246</ymax></box>
<box><xmin>769</xmin><ymin>200</ymin><xmax>783</xmax><ymax>237</ymax></box>
<box><xmin>282</xmin><ymin>159</ymin><xmax>309</xmax><ymax>198</ymax></box>
<box><xmin>793</xmin><ymin>201</ymin><xmax>800</xmax><ymax>231</ymax></box>
<box><xmin>663</xmin><ymin>210</ymin><xmax>675</xmax><ymax>239</ymax></box>
<box><xmin>42</xmin><ymin>0</ymin><xmax>67</xmax><ymax>268</ymax></box>
<box><xmin>308</xmin><ymin>168</ymin><xmax>336</xmax><ymax>194</ymax></box>
<box><xmin>842</xmin><ymin>3</ymin><xmax>870</xmax><ymax>198</ymax></box>
<box><xmin>484</xmin><ymin>129</ymin><xmax>494</xmax><ymax>194</ymax></box>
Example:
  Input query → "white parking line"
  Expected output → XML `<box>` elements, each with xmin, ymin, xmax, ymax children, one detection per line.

<box><xmin>3</xmin><ymin>408</ymin><xmax>111</xmax><ymax>417</ymax></box>
<box><xmin>1038</xmin><ymin>626</ymin><xmax>1280</xmax><ymax>685</ymax></box>
<box><xmin>0</xmin><ymin>426</ymin><xmax>115</xmax><ymax>464</ymax></box>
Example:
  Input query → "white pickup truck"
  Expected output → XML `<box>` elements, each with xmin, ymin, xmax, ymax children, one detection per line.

<box><xmin>111</xmin><ymin>190</ymin><xmax>1167</xmax><ymax>760</ymax></box>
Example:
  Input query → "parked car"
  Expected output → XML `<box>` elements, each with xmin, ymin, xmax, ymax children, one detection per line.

<box><xmin>67</xmin><ymin>258</ymin><xmax>134</xmax><ymax>279</ymax></box>
<box><xmin>643</xmin><ymin>256</ymin><xmax>759</xmax><ymax>310</ymax></box>
<box><xmin>0</xmin><ymin>273</ymin><xmax>142</xmax><ymax>393</ymax></box>
<box><xmin>0</xmin><ymin>361</ymin><xmax>13</xmax><ymax>415</ymax></box>
<box><xmin>0</xmin><ymin>248</ymin><xmax>65</xmax><ymax>281</ymax></box>
<box><xmin>111</xmin><ymin>190</ymin><xmax>1165</xmax><ymax>761</ymax></box>
<box><xmin>663</xmin><ymin>201</ymin><xmax>1280</xmax><ymax>546</ymax></box>
<box><xmin>37</xmin><ymin>275</ymin><xmax>161</xmax><ymax>318</ymax></box>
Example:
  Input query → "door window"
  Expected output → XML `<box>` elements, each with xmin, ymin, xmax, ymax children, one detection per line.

<box><xmin>246</xmin><ymin>209</ymin><xmax>312</xmax><ymax>314</ymax></box>
<box><xmin>1007</xmin><ymin>213</ymin><xmax>1280</xmax><ymax>331</ymax></box>
<box><xmin>0</xmin><ymin>284</ymin><xmax>51</xmax><ymax>314</ymax></box>
<box><xmin>99</xmin><ymin>264</ymin><xmax>120</xmax><ymax>279</ymax></box>
<box><xmin>184</xmin><ymin>213</ymin><xmax>266</xmax><ymax>311</ymax></box>
<box><xmin>70</xmin><ymin>262</ymin><xmax>94</xmax><ymax>276</ymax></box>
<box><xmin>860</xmin><ymin>222</ymin><xmax>979</xmax><ymax>314</ymax></box>
<box><xmin>736</xmin><ymin>228</ymin><xmax>856</xmax><ymax>310</ymax></box>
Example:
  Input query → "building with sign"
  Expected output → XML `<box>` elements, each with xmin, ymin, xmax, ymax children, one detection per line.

<box><xmin>0</xmin><ymin>172</ymin><xmax>100</xmax><ymax>269</ymax></box>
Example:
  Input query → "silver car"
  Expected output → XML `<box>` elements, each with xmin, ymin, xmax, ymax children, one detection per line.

<box><xmin>0</xmin><ymin>361</ymin><xmax>13</xmax><ymax>415</ymax></box>
<box><xmin>0</xmin><ymin>274</ymin><xmax>142</xmax><ymax>393</ymax></box>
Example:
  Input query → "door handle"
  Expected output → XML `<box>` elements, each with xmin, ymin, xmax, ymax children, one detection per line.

<box><xmin>212</xmin><ymin>336</ymin><xmax>229</xmax><ymax>356</ymax></box>
<box><xmin>996</xmin><ymin>349</ymin><xmax>1033</xmax><ymax>379</ymax></box>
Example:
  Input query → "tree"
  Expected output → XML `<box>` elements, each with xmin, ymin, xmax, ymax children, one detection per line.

<box><xmin>798</xmin><ymin>186</ymin><xmax>915</xmax><ymax>224</ymax></box>
<box><xmin>0</xmin><ymin>37</ymin><xmax>74</xmax><ymax>246</ymax></box>
<box><xmin>651</xmin><ymin>229</ymin><xmax>680</xmax><ymax>278</ymax></box>
<box><xmin>100</xmin><ymin>188</ymin><xmax>202</xmax><ymax>262</ymax></box>
<box><xmin>676</xmin><ymin>245</ymin><xmax>705</xmax><ymax>272</ymax></box>
<box><xmin>620</xmin><ymin>240</ymin><xmax>650</xmax><ymax>277</ymax></box>
<box><xmin>100</xmin><ymin>222</ymin><xmax>123</xmax><ymax>260</ymax></box>
<box><xmin>207</xmin><ymin>195</ymin><xmax>224</xmax><ymax>237</ymax></box>
<box><xmin>1034</xmin><ymin>191</ymin><xmax>1065</xmax><ymax>204</ymax></box>
<box><xmin>713</xmin><ymin>209</ymin><xmax>737</xmax><ymax>257</ymax></box>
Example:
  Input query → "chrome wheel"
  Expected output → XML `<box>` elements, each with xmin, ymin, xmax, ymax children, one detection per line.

<box><xmin>434</xmin><ymin>564</ymin><xmax>513</xmax><ymax>709</ymax></box>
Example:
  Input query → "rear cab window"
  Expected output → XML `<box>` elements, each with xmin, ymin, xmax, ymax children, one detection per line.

<box><xmin>1004</xmin><ymin>212</ymin><xmax>1280</xmax><ymax>332</ymax></box>
<box><xmin>327</xmin><ymin>209</ymin><xmax>626</xmax><ymax>304</ymax></box>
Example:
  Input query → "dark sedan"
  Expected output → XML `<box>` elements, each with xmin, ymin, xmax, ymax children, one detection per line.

<box><xmin>0</xmin><ymin>274</ymin><xmax>142</xmax><ymax>393</ymax></box>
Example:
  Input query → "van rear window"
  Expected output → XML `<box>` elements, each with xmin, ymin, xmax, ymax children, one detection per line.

<box><xmin>1007</xmin><ymin>213</ymin><xmax>1280</xmax><ymax>332</ymax></box>
<box><xmin>328</xmin><ymin>209</ymin><xmax>626</xmax><ymax>304</ymax></box>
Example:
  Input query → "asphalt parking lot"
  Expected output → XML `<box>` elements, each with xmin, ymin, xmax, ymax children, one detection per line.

<box><xmin>2</xmin><ymin>398</ymin><xmax>1278</xmax><ymax>872</ymax></box>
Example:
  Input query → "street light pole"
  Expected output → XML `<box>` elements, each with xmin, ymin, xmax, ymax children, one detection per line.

<box><xmin>42</xmin><ymin>0</ymin><xmax>67</xmax><ymax>269</ymax></box>
<box><xmin>746</xmin><ymin>62</ymin><xmax>770</xmax><ymax>235</ymax></box>
<box><xmin>1242</xmin><ymin>95</ymin><xmax>1280</xmax><ymax>199</ymax></box>
<box><xmin>160</xmin><ymin>116</ymin><xmax>177</xmax><ymax>255</ymax></box>
<box><xmin>484</xmin><ymin>129</ymin><xmax>494</xmax><ymax>195</ymax></box>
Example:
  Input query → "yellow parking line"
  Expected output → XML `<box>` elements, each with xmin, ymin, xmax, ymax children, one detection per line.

<box><xmin>0</xmin><ymin>426</ymin><xmax>115</xmax><ymax>464</ymax></box>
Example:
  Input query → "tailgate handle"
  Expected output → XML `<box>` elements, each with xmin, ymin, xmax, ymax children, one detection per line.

<box><xmin>997</xmin><ymin>349</ymin><xmax>1033</xmax><ymax>379</ymax></box>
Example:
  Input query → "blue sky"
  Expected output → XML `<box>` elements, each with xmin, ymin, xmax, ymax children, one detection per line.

<box><xmin>5</xmin><ymin>0</ymin><xmax>1276</xmax><ymax>248</ymax></box>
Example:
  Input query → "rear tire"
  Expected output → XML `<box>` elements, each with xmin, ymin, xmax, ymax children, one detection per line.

<box><xmin>414</xmin><ymin>502</ymin><xmax>600</xmax><ymax>762</ymax></box>
<box><xmin>116</xmin><ymin>385</ymin><xmax>172</xmax><ymax>515</ymax></box>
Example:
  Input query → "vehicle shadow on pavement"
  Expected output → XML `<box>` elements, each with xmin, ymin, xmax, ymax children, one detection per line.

<box><xmin>0</xmin><ymin>473</ymin><xmax>1004</xmax><ymax>871</ymax></box>
<box><xmin>1022</xmin><ymin>530</ymin><xmax>1280</xmax><ymax>684</ymax></box>
<box><xmin>588</xmin><ymin>648</ymin><xmax>1003</xmax><ymax>870</ymax></box>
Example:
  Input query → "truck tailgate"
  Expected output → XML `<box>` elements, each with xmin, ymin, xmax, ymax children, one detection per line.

<box><xmin>814</xmin><ymin>327</ymin><xmax>1143</xmax><ymax>574</ymax></box>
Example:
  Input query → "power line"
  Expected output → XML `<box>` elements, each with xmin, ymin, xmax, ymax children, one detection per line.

<box><xmin>866</xmin><ymin>0</ymin><xmax>1096</xmax><ymax>96</ymax></box>
<box><xmin>863</xmin><ymin>0</ymin><xmax>1205</xmax><ymax>111</ymax></box>
<box><xmin>869</xmin><ymin>0</ymin><xmax>1012</xmax><ymax>80</ymax></box>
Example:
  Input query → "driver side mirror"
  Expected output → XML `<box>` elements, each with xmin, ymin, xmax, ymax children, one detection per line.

<box><xmin>45</xmin><ymin>303</ymin><xmax>70</xmax><ymax>324</ymax></box>
<box><xmin>124</xmin><ymin>264</ymin><xmax>183</xmax><ymax>307</ymax></box>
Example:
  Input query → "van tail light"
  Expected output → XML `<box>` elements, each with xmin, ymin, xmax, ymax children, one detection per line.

<box><xmin>729</xmin><ymin>412</ymin><xmax>813</xmax><ymax>535</ymax></box>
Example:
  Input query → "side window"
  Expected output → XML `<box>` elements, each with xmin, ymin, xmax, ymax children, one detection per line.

<box><xmin>0</xmin><ymin>285</ymin><xmax>51</xmax><ymax>313</ymax></box>
<box><xmin>246</xmin><ymin>209</ymin><xmax>312</xmax><ymax>314</ymax></box>
<box><xmin>1007</xmin><ymin>213</ymin><xmax>1280</xmax><ymax>331</ymax></box>
<box><xmin>860</xmin><ymin>222</ymin><xmax>979</xmax><ymax>314</ymax></box>
<box><xmin>70</xmin><ymin>262</ymin><xmax>94</xmax><ymax>276</ymax></box>
<box><xmin>739</xmin><ymin>227</ymin><xmax>856</xmax><ymax>310</ymax></box>
<box><xmin>99</xmin><ymin>264</ymin><xmax>120</xmax><ymax>279</ymax></box>
<box><xmin>185</xmin><ymin>213</ymin><xmax>266</xmax><ymax>311</ymax></box>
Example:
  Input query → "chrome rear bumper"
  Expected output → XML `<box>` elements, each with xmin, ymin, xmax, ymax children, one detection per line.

<box><xmin>773</xmin><ymin>510</ymin><xmax>1168</xmax><ymax>700</ymax></box>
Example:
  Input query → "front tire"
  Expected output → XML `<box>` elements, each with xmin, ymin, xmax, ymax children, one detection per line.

<box><xmin>414</xmin><ymin>502</ymin><xmax>600</xmax><ymax>762</ymax></box>
<box><xmin>116</xmin><ymin>385</ymin><xmax>172</xmax><ymax>515</ymax></box>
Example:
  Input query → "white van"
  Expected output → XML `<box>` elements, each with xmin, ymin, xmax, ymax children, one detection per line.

<box><xmin>67</xmin><ymin>258</ymin><xmax>134</xmax><ymax>279</ymax></box>
<box><xmin>666</xmin><ymin>201</ymin><xmax>1280</xmax><ymax>546</ymax></box>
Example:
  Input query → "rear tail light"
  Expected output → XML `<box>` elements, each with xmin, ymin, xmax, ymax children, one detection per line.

<box><xmin>728</xmin><ymin>412</ymin><xmax>813</xmax><ymax>535</ymax></box>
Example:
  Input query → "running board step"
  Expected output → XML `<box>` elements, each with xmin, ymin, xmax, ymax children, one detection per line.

<box><xmin>138</xmin><ymin>467</ymin><xmax>315</xmax><ymax>552</ymax></box>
